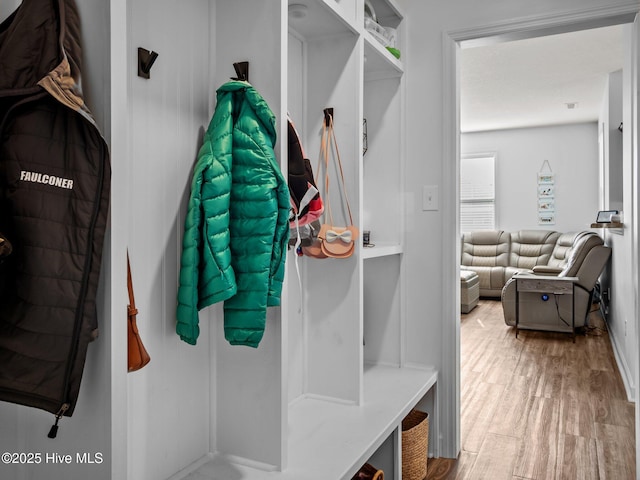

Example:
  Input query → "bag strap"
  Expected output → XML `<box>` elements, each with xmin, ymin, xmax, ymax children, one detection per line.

<box><xmin>318</xmin><ymin>118</ymin><xmax>332</xmax><ymax>223</ymax></box>
<box><xmin>328</xmin><ymin>115</ymin><xmax>354</xmax><ymax>226</ymax></box>
<box><xmin>319</xmin><ymin>113</ymin><xmax>354</xmax><ymax>227</ymax></box>
<box><xmin>127</xmin><ymin>251</ymin><xmax>138</xmax><ymax>318</ymax></box>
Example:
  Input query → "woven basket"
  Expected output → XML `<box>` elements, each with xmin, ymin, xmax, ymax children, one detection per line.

<box><xmin>401</xmin><ymin>409</ymin><xmax>429</xmax><ymax>480</ymax></box>
<box><xmin>351</xmin><ymin>462</ymin><xmax>384</xmax><ymax>480</ymax></box>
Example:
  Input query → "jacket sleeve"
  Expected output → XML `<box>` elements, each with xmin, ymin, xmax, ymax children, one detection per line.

<box><xmin>267</xmin><ymin>163</ymin><xmax>290</xmax><ymax>307</ymax></box>
<box><xmin>175</xmin><ymin>106</ymin><xmax>238</xmax><ymax>345</ymax></box>
<box><xmin>176</xmin><ymin>171</ymin><xmax>205</xmax><ymax>345</ymax></box>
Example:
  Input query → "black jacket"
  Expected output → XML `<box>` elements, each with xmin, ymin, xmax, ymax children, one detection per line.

<box><xmin>0</xmin><ymin>0</ymin><xmax>111</xmax><ymax>425</ymax></box>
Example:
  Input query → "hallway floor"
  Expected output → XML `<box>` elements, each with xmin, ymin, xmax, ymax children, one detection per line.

<box><xmin>426</xmin><ymin>299</ymin><xmax>636</xmax><ymax>480</ymax></box>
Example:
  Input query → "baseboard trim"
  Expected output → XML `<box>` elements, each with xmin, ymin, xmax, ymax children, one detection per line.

<box><xmin>606</xmin><ymin>319</ymin><xmax>636</xmax><ymax>402</ymax></box>
<box><xmin>164</xmin><ymin>453</ymin><xmax>214</xmax><ymax>480</ymax></box>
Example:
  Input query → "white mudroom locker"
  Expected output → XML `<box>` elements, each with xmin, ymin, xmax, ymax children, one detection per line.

<box><xmin>0</xmin><ymin>1</ymin><xmax>438</xmax><ymax>479</ymax></box>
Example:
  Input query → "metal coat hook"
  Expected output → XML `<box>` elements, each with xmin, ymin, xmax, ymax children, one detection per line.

<box><xmin>231</xmin><ymin>61</ymin><xmax>249</xmax><ymax>82</ymax></box>
<box><xmin>363</xmin><ymin>118</ymin><xmax>368</xmax><ymax>156</ymax></box>
<box><xmin>138</xmin><ymin>47</ymin><xmax>159</xmax><ymax>79</ymax></box>
<box><xmin>323</xmin><ymin>107</ymin><xmax>334</xmax><ymax>127</ymax></box>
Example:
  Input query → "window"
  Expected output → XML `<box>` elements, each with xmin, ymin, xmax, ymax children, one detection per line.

<box><xmin>460</xmin><ymin>153</ymin><xmax>496</xmax><ymax>232</ymax></box>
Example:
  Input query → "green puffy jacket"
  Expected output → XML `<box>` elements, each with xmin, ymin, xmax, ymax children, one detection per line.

<box><xmin>176</xmin><ymin>81</ymin><xmax>289</xmax><ymax>347</ymax></box>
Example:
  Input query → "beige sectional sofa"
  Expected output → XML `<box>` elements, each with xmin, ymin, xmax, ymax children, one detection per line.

<box><xmin>461</xmin><ymin>229</ymin><xmax>611</xmax><ymax>329</ymax></box>
<box><xmin>462</xmin><ymin>230</ymin><xmax>585</xmax><ymax>297</ymax></box>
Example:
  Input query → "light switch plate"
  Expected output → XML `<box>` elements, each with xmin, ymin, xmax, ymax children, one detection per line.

<box><xmin>423</xmin><ymin>185</ymin><xmax>439</xmax><ymax>211</ymax></box>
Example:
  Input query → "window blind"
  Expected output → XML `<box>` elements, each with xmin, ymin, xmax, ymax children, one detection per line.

<box><xmin>460</xmin><ymin>154</ymin><xmax>495</xmax><ymax>232</ymax></box>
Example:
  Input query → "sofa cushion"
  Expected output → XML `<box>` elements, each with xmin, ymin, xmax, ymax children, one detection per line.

<box><xmin>509</xmin><ymin>230</ymin><xmax>560</xmax><ymax>269</ymax></box>
<box><xmin>547</xmin><ymin>232</ymin><xmax>585</xmax><ymax>268</ymax></box>
<box><xmin>461</xmin><ymin>230</ymin><xmax>510</xmax><ymax>267</ymax></box>
<box><xmin>466</xmin><ymin>266</ymin><xmax>505</xmax><ymax>292</ymax></box>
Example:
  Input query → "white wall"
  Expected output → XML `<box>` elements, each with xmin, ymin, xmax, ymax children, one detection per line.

<box><xmin>126</xmin><ymin>2</ymin><xmax>214</xmax><ymax>480</ymax></box>
<box><xmin>462</xmin><ymin>123</ymin><xmax>600</xmax><ymax>232</ymax></box>
<box><xmin>599</xmin><ymin>25</ymin><xmax>637</xmax><ymax>401</ymax></box>
<box><xmin>399</xmin><ymin>0</ymin><xmax>639</xmax><ymax>458</ymax></box>
<box><xmin>602</xmin><ymin>71</ymin><xmax>624</xmax><ymax>211</ymax></box>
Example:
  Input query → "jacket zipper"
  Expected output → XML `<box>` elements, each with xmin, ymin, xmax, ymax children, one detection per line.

<box><xmin>55</xmin><ymin>120</ymin><xmax>107</xmax><ymax>438</ymax></box>
<box><xmin>47</xmin><ymin>403</ymin><xmax>70</xmax><ymax>439</ymax></box>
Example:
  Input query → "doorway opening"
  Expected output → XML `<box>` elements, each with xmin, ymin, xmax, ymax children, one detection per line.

<box><xmin>440</xmin><ymin>7</ymin><xmax>639</xmax><ymax>476</ymax></box>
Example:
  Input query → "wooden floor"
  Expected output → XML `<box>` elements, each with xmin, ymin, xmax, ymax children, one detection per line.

<box><xmin>426</xmin><ymin>299</ymin><xmax>636</xmax><ymax>480</ymax></box>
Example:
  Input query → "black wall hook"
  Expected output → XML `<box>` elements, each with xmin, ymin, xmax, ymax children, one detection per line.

<box><xmin>138</xmin><ymin>47</ymin><xmax>159</xmax><ymax>79</ymax></box>
<box><xmin>231</xmin><ymin>61</ymin><xmax>249</xmax><ymax>82</ymax></box>
<box><xmin>323</xmin><ymin>108</ymin><xmax>334</xmax><ymax>127</ymax></box>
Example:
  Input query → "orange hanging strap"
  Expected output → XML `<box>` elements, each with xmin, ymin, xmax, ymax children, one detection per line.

<box><xmin>327</xmin><ymin>114</ymin><xmax>354</xmax><ymax>226</ymax></box>
<box><xmin>127</xmin><ymin>252</ymin><xmax>138</xmax><ymax>319</ymax></box>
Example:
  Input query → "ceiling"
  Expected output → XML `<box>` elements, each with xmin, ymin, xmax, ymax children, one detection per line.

<box><xmin>460</xmin><ymin>24</ymin><xmax>626</xmax><ymax>133</ymax></box>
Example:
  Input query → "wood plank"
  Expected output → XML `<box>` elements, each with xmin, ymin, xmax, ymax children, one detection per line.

<box><xmin>452</xmin><ymin>451</ymin><xmax>477</xmax><ymax>479</ymax></box>
<box><xmin>487</xmin><ymin>374</ymin><xmax>533</xmax><ymax>438</ymax></box>
<box><xmin>461</xmin><ymin>381</ymin><xmax>506</xmax><ymax>453</ymax></box>
<box><xmin>592</xmin><ymin>397</ymin><xmax>635</xmax><ymax>429</ymax></box>
<box><xmin>556</xmin><ymin>434</ymin><xmax>599</xmax><ymax>480</ymax></box>
<box><xmin>559</xmin><ymin>394</ymin><xmax>595</xmax><ymax>438</ymax></box>
<box><xmin>589</xmin><ymin>367</ymin><xmax>628</xmax><ymax>401</ymax></box>
<box><xmin>462</xmin><ymin>337</ymin><xmax>495</xmax><ymax>375</ymax></box>
<box><xmin>560</xmin><ymin>343</ymin><xmax>592</xmax><ymax>401</ymax></box>
<box><xmin>480</xmin><ymin>350</ymin><xmax>521</xmax><ymax>385</ymax></box>
<box><xmin>512</xmin><ymin>396</ymin><xmax>561</xmax><ymax>479</ymax></box>
<box><xmin>468</xmin><ymin>433</ymin><xmax>519</xmax><ymax>480</ymax></box>
<box><xmin>513</xmin><ymin>346</ymin><xmax>564</xmax><ymax>399</ymax></box>
<box><xmin>425</xmin><ymin>452</ymin><xmax>477</xmax><ymax>480</ymax></box>
<box><xmin>595</xmin><ymin>423</ymin><xmax>635</xmax><ymax>480</ymax></box>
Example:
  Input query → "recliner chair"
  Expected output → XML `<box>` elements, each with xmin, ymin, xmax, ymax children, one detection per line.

<box><xmin>501</xmin><ymin>232</ymin><xmax>611</xmax><ymax>330</ymax></box>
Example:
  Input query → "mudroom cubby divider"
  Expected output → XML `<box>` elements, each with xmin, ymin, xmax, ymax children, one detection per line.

<box><xmin>0</xmin><ymin>1</ymin><xmax>437</xmax><ymax>480</ymax></box>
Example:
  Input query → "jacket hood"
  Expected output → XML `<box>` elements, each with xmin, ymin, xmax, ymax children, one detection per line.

<box><xmin>217</xmin><ymin>81</ymin><xmax>278</xmax><ymax>145</ymax></box>
<box><xmin>0</xmin><ymin>0</ymin><xmax>88</xmax><ymax>116</ymax></box>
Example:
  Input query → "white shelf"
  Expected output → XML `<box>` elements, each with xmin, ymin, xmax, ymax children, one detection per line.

<box><xmin>362</xmin><ymin>243</ymin><xmax>403</xmax><ymax>259</ymax></box>
<box><xmin>288</xmin><ymin>0</ymin><xmax>359</xmax><ymax>40</ymax></box>
<box><xmin>364</xmin><ymin>34</ymin><xmax>403</xmax><ymax>79</ymax></box>
<box><xmin>192</xmin><ymin>365</ymin><xmax>437</xmax><ymax>480</ymax></box>
<box><xmin>367</xmin><ymin>0</ymin><xmax>404</xmax><ymax>26</ymax></box>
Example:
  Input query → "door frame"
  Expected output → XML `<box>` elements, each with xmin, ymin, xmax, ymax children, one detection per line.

<box><xmin>441</xmin><ymin>3</ymin><xmax>640</xmax><ymax>461</ymax></box>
